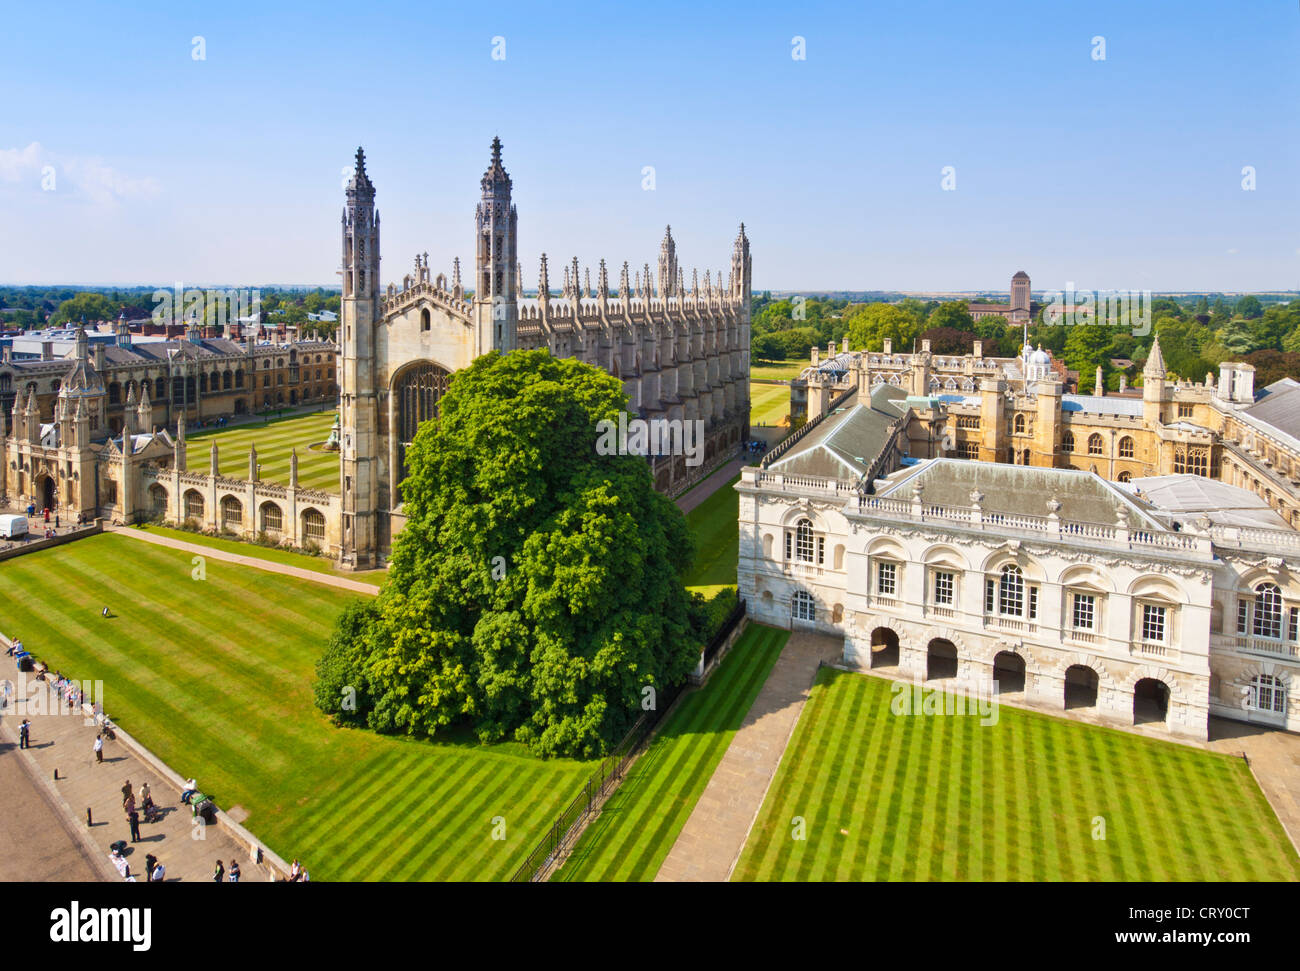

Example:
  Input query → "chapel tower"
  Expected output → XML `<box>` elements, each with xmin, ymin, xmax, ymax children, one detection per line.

<box><xmin>473</xmin><ymin>137</ymin><xmax>518</xmax><ymax>355</ymax></box>
<box><xmin>339</xmin><ymin>147</ymin><xmax>383</xmax><ymax>567</ymax></box>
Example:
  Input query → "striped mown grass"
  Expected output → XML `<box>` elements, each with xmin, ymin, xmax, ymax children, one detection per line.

<box><xmin>749</xmin><ymin>382</ymin><xmax>789</xmax><ymax>427</ymax></box>
<box><xmin>128</xmin><ymin>524</ymin><xmax>389</xmax><ymax>584</ymax></box>
<box><xmin>683</xmin><ymin>473</ymin><xmax>739</xmax><ymax>599</ymax></box>
<box><xmin>734</xmin><ymin>667</ymin><xmax>1300</xmax><ymax>881</ymax></box>
<box><xmin>0</xmin><ymin>534</ymin><xmax>591</xmax><ymax>881</ymax></box>
<box><xmin>185</xmin><ymin>410</ymin><xmax>340</xmax><ymax>492</ymax></box>
<box><xmin>557</xmin><ymin>624</ymin><xmax>789</xmax><ymax>881</ymax></box>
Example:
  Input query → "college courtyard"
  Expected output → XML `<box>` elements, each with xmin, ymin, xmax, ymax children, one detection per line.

<box><xmin>3</xmin><ymin>441</ymin><xmax>1298</xmax><ymax>883</ymax></box>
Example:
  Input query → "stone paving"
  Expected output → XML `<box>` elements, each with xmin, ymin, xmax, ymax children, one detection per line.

<box><xmin>1206</xmin><ymin>717</ymin><xmax>1300</xmax><ymax>854</ymax></box>
<box><xmin>105</xmin><ymin>524</ymin><xmax>380</xmax><ymax>594</ymax></box>
<box><xmin>675</xmin><ymin>456</ymin><xmax>749</xmax><ymax>514</ymax></box>
<box><xmin>0</xmin><ymin>698</ymin><xmax>278</xmax><ymax>882</ymax></box>
<box><xmin>655</xmin><ymin>631</ymin><xmax>841</xmax><ymax>881</ymax></box>
<box><xmin>0</xmin><ymin>740</ymin><xmax>104</xmax><ymax>882</ymax></box>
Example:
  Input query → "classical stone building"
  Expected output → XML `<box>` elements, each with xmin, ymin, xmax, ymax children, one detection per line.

<box><xmin>0</xmin><ymin>323</ymin><xmax>342</xmax><ymax>554</ymax></box>
<box><xmin>0</xmin><ymin>319</ymin><xmax>336</xmax><ymax>437</ymax></box>
<box><xmin>337</xmin><ymin>140</ymin><xmax>752</xmax><ymax>567</ymax></box>
<box><xmin>740</xmin><ymin>356</ymin><xmax>1300</xmax><ymax>740</ymax></box>
<box><xmin>790</xmin><ymin>334</ymin><xmax>1300</xmax><ymax>527</ymax></box>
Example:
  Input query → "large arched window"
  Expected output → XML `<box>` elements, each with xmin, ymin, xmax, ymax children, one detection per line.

<box><xmin>1088</xmin><ymin>433</ymin><xmax>1104</xmax><ymax>455</ymax></box>
<box><xmin>302</xmin><ymin>508</ymin><xmax>326</xmax><ymax>543</ymax></box>
<box><xmin>220</xmin><ymin>496</ymin><xmax>243</xmax><ymax>531</ymax></box>
<box><xmin>183</xmin><ymin>489</ymin><xmax>204</xmax><ymax>522</ymax></box>
<box><xmin>260</xmin><ymin>502</ymin><xmax>282</xmax><ymax>534</ymax></box>
<box><xmin>393</xmin><ymin>362</ymin><xmax>452</xmax><ymax>484</ymax></box>
<box><xmin>792</xmin><ymin>590</ymin><xmax>816</xmax><ymax>622</ymax></box>
<box><xmin>1254</xmin><ymin>583</ymin><xmax>1284</xmax><ymax>639</ymax></box>
<box><xmin>1062</xmin><ymin>431</ymin><xmax>1074</xmax><ymax>452</ymax></box>
<box><xmin>1249</xmin><ymin>674</ymin><xmax>1287</xmax><ymax>714</ymax></box>
<box><xmin>1118</xmin><ymin>436</ymin><xmax>1135</xmax><ymax>458</ymax></box>
<box><xmin>794</xmin><ymin>519</ymin><xmax>814</xmax><ymax>562</ymax></box>
<box><xmin>1013</xmin><ymin>413</ymin><xmax>1026</xmax><ymax>434</ymax></box>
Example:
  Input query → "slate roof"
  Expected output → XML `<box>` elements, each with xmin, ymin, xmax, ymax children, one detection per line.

<box><xmin>1124</xmin><ymin>475</ymin><xmax>1291</xmax><ymax>529</ymax></box>
<box><xmin>768</xmin><ymin>385</ymin><xmax>906</xmax><ymax>479</ymax></box>
<box><xmin>878</xmin><ymin>458</ymin><xmax>1166</xmax><ymax>528</ymax></box>
<box><xmin>1244</xmin><ymin>378</ymin><xmax>1300</xmax><ymax>440</ymax></box>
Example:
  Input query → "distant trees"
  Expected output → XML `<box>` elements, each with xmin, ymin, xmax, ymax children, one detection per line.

<box><xmin>846</xmin><ymin>302</ymin><xmax>921</xmax><ymax>351</ymax></box>
<box><xmin>1236</xmin><ymin>295</ymin><xmax>1263</xmax><ymax>319</ymax></box>
<box><xmin>926</xmin><ymin>300</ymin><xmax>975</xmax><ymax>333</ymax></box>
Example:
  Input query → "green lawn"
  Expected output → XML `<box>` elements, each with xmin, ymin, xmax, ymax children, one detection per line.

<box><xmin>129</xmin><ymin>523</ymin><xmax>389</xmax><ymax>584</ymax></box>
<box><xmin>0</xmin><ymin>534</ymin><xmax>591</xmax><ymax>881</ymax></box>
<box><xmin>557</xmin><ymin>624</ymin><xmax>789</xmax><ymax>881</ymax></box>
<box><xmin>750</xmin><ymin>382</ymin><xmax>789</xmax><ymax>428</ymax></box>
<box><xmin>185</xmin><ymin>410</ymin><xmax>339</xmax><ymax>492</ymax></box>
<box><xmin>751</xmin><ymin>360</ymin><xmax>808</xmax><ymax>381</ymax></box>
<box><xmin>683</xmin><ymin>473</ymin><xmax>739</xmax><ymax>599</ymax></box>
<box><xmin>735</xmin><ymin>668</ymin><xmax>1300</xmax><ymax>881</ymax></box>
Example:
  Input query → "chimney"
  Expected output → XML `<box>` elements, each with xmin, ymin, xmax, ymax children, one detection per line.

<box><xmin>41</xmin><ymin>341</ymin><xmax>53</xmax><ymax>361</ymax></box>
<box><xmin>973</xmin><ymin>340</ymin><xmax>983</xmax><ymax>359</ymax></box>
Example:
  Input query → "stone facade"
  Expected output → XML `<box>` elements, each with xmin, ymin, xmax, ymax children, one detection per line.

<box><xmin>337</xmin><ymin>140</ymin><xmax>752</xmax><ymax>567</ymax></box>
<box><xmin>791</xmin><ymin>335</ymin><xmax>1300</xmax><ymax>528</ymax></box>
<box><xmin>738</xmin><ymin>430</ymin><xmax>1300</xmax><ymax>741</ymax></box>
<box><xmin>0</xmin><ymin>326</ymin><xmax>344</xmax><ymax>557</ymax></box>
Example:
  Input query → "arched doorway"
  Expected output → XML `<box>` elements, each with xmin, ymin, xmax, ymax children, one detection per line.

<box><xmin>392</xmin><ymin>361</ymin><xmax>451</xmax><ymax>485</ymax></box>
<box><xmin>40</xmin><ymin>475</ymin><xmax>56</xmax><ymax>512</ymax></box>
<box><xmin>1133</xmin><ymin>678</ymin><xmax>1170</xmax><ymax>725</ymax></box>
<box><xmin>1064</xmin><ymin>664</ymin><xmax>1099</xmax><ymax>710</ymax></box>
<box><xmin>926</xmin><ymin>638</ymin><xmax>958</xmax><ymax>681</ymax></box>
<box><xmin>870</xmin><ymin>627</ymin><xmax>899</xmax><ymax>668</ymax></box>
<box><xmin>992</xmin><ymin>651</ymin><xmax>1025</xmax><ymax>694</ymax></box>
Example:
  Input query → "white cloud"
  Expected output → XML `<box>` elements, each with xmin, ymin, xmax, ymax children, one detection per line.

<box><xmin>0</xmin><ymin>141</ymin><xmax>160</xmax><ymax>205</ymax></box>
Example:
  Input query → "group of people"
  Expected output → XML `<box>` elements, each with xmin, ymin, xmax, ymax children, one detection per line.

<box><xmin>288</xmin><ymin>858</ymin><xmax>310</xmax><ymax>882</ymax></box>
<box><xmin>121</xmin><ymin>777</ymin><xmax>160</xmax><ymax>841</ymax></box>
<box><xmin>213</xmin><ymin>859</ymin><xmax>241</xmax><ymax>882</ymax></box>
<box><xmin>109</xmin><ymin>846</ymin><xmax>164</xmax><ymax>881</ymax></box>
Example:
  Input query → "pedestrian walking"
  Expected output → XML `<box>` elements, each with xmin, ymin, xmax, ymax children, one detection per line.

<box><xmin>121</xmin><ymin>779</ymin><xmax>132</xmax><ymax>803</ymax></box>
<box><xmin>18</xmin><ymin>719</ymin><xmax>30</xmax><ymax>749</ymax></box>
<box><xmin>228</xmin><ymin>861</ymin><xmax>240</xmax><ymax>883</ymax></box>
<box><xmin>128</xmin><ymin>808</ymin><xmax>141</xmax><ymax>843</ymax></box>
<box><xmin>93</xmin><ymin>734</ymin><xmax>104</xmax><ymax>763</ymax></box>
<box><xmin>213</xmin><ymin>860</ymin><xmax>225</xmax><ymax>883</ymax></box>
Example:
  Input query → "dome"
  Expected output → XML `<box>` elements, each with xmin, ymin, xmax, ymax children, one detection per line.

<box><xmin>1029</xmin><ymin>347</ymin><xmax>1051</xmax><ymax>366</ymax></box>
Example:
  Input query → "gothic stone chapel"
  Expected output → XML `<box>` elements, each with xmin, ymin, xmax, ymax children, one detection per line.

<box><xmin>337</xmin><ymin>139</ymin><xmax>753</xmax><ymax>567</ymax></box>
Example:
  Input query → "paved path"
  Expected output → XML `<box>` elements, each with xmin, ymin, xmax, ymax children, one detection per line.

<box><xmin>105</xmin><ymin>525</ymin><xmax>380</xmax><ymax>595</ymax></box>
<box><xmin>0</xmin><ymin>739</ymin><xmax>104</xmax><ymax>882</ymax></box>
<box><xmin>675</xmin><ymin>456</ymin><xmax>749</xmax><ymax>514</ymax></box>
<box><xmin>1207</xmin><ymin>717</ymin><xmax>1300</xmax><ymax>855</ymax></box>
<box><xmin>655</xmin><ymin>631</ymin><xmax>841</xmax><ymax>881</ymax></box>
<box><xmin>0</xmin><ymin>700</ymin><xmax>277</xmax><ymax>882</ymax></box>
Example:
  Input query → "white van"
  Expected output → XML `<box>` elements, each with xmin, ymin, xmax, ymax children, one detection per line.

<box><xmin>0</xmin><ymin>514</ymin><xmax>28</xmax><ymax>539</ymax></box>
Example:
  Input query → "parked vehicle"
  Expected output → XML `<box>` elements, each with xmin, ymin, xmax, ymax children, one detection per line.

<box><xmin>0</xmin><ymin>514</ymin><xmax>28</xmax><ymax>539</ymax></box>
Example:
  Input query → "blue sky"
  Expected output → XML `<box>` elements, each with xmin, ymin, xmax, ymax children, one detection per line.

<box><xmin>0</xmin><ymin>0</ymin><xmax>1296</xmax><ymax>291</ymax></box>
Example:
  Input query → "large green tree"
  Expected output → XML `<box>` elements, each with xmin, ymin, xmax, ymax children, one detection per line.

<box><xmin>316</xmin><ymin>350</ymin><xmax>704</xmax><ymax>758</ymax></box>
<box><xmin>846</xmin><ymin>302</ymin><xmax>921</xmax><ymax>351</ymax></box>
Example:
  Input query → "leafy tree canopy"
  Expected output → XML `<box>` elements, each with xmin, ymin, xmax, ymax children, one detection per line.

<box><xmin>315</xmin><ymin>350</ymin><xmax>704</xmax><ymax>758</ymax></box>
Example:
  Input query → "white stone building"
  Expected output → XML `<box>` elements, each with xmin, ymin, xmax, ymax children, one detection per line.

<box><xmin>737</xmin><ymin>385</ymin><xmax>1300</xmax><ymax>741</ymax></box>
